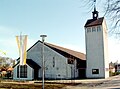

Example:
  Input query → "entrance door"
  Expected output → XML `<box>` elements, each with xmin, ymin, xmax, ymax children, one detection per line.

<box><xmin>78</xmin><ymin>69</ymin><xmax>86</xmax><ymax>79</ymax></box>
<box><xmin>34</xmin><ymin>69</ymin><xmax>38</xmax><ymax>80</ymax></box>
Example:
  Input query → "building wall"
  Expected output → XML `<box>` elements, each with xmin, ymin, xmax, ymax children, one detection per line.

<box><xmin>85</xmin><ymin>21</ymin><xmax>109</xmax><ymax>78</ymax></box>
<box><xmin>27</xmin><ymin>42</ymin><xmax>78</xmax><ymax>79</ymax></box>
<box><xmin>13</xmin><ymin>64</ymin><xmax>33</xmax><ymax>80</ymax></box>
<box><xmin>102</xmin><ymin>19</ymin><xmax>109</xmax><ymax>78</ymax></box>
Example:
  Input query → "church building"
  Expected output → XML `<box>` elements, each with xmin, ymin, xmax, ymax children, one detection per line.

<box><xmin>13</xmin><ymin>40</ymin><xmax>86</xmax><ymax>80</ymax></box>
<box><xmin>84</xmin><ymin>7</ymin><xmax>109</xmax><ymax>78</ymax></box>
<box><xmin>13</xmin><ymin>4</ymin><xmax>109</xmax><ymax>80</ymax></box>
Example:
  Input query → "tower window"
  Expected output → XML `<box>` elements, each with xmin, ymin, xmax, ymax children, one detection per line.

<box><xmin>92</xmin><ymin>69</ymin><xmax>99</xmax><ymax>74</ymax></box>
<box><xmin>97</xmin><ymin>26</ymin><xmax>101</xmax><ymax>32</ymax></box>
<box><xmin>87</xmin><ymin>28</ymin><xmax>91</xmax><ymax>33</ymax></box>
<box><xmin>92</xmin><ymin>27</ymin><xmax>96</xmax><ymax>32</ymax></box>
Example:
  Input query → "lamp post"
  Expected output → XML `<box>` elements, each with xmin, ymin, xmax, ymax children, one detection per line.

<box><xmin>40</xmin><ymin>35</ymin><xmax>47</xmax><ymax>89</ymax></box>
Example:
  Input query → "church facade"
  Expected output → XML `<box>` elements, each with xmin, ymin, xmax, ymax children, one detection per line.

<box><xmin>13</xmin><ymin>41</ymin><xmax>86</xmax><ymax>80</ymax></box>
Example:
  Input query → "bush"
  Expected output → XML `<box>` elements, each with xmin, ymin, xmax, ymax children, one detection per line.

<box><xmin>109</xmin><ymin>71</ymin><xmax>120</xmax><ymax>76</ymax></box>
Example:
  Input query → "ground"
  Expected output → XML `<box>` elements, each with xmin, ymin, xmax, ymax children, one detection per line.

<box><xmin>0</xmin><ymin>75</ymin><xmax>120</xmax><ymax>89</ymax></box>
<box><xmin>64</xmin><ymin>75</ymin><xmax>120</xmax><ymax>89</ymax></box>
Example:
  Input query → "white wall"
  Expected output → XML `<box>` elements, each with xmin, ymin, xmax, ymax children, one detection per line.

<box><xmin>13</xmin><ymin>64</ymin><xmax>33</xmax><ymax>80</ymax></box>
<box><xmin>102</xmin><ymin>19</ymin><xmax>109</xmax><ymax>78</ymax></box>
<box><xmin>27</xmin><ymin>41</ymin><xmax>78</xmax><ymax>79</ymax></box>
<box><xmin>85</xmin><ymin>21</ymin><xmax>109</xmax><ymax>78</ymax></box>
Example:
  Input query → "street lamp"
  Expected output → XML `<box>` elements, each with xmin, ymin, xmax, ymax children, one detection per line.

<box><xmin>40</xmin><ymin>35</ymin><xmax>47</xmax><ymax>89</ymax></box>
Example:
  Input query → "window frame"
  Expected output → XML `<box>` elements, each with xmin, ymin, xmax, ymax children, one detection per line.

<box><xmin>92</xmin><ymin>69</ymin><xmax>99</xmax><ymax>74</ymax></box>
<box><xmin>97</xmin><ymin>26</ymin><xmax>101</xmax><ymax>32</ymax></box>
<box><xmin>87</xmin><ymin>28</ymin><xmax>91</xmax><ymax>33</ymax></box>
<box><xmin>53</xmin><ymin>57</ymin><xmax>55</xmax><ymax>67</ymax></box>
<box><xmin>92</xmin><ymin>27</ymin><xmax>96</xmax><ymax>32</ymax></box>
<box><xmin>17</xmin><ymin>65</ymin><xmax>27</xmax><ymax>78</ymax></box>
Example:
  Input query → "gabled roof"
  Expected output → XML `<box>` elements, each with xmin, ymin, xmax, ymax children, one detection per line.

<box><xmin>16</xmin><ymin>40</ymin><xmax>85</xmax><ymax>62</ymax></box>
<box><xmin>84</xmin><ymin>17</ymin><xmax>104</xmax><ymax>27</ymax></box>
<box><xmin>45</xmin><ymin>42</ymin><xmax>85</xmax><ymax>60</ymax></box>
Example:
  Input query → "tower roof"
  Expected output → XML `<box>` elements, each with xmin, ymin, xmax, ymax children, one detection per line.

<box><xmin>84</xmin><ymin>0</ymin><xmax>104</xmax><ymax>27</ymax></box>
<box><xmin>84</xmin><ymin>17</ymin><xmax>104</xmax><ymax>27</ymax></box>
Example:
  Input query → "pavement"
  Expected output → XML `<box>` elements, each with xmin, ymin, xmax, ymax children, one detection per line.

<box><xmin>62</xmin><ymin>75</ymin><xmax>120</xmax><ymax>89</ymax></box>
<box><xmin>2</xmin><ymin>75</ymin><xmax>120</xmax><ymax>89</ymax></box>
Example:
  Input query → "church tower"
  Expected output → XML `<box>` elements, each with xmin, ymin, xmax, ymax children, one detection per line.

<box><xmin>84</xmin><ymin>6</ymin><xmax>109</xmax><ymax>78</ymax></box>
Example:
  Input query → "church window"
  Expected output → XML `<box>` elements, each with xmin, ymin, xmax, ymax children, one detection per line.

<box><xmin>46</xmin><ymin>67</ymin><xmax>48</xmax><ymax>70</ymax></box>
<box><xmin>87</xmin><ymin>28</ymin><xmax>91</xmax><ymax>33</ymax></box>
<box><xmin>17</xmin><ymin>65</ymin><xmax>27</xmax><ymax>78</ymax></box>
<box><xmin>97</xmin><ymin>26</ymin><xmax>101</xmax><ymax>32</ymax></box>
<box><xmin>53</xmin><ymin>57</ymin><xmax>55</xmax><ymax>67</ymax></box>
<box><xmin>92</xmin><ymin>27</ymin><xmax>96</xmax><ymax>32</ymax></box>
<box><xmin>68</xmin><ymin>58</ymin><xmax>74</xmax><ymax>64</ymax></box>
<box><xmin>58</xmin><ymin>74</ymin><xmax>60</xmax><ymax>76</ymax></box>
<box><xmin>92</xmin><ymin>69</ymin><xmax>99</xmax><ymax>74</ymax></box>
<box><xmin>56</xmin><ymin>67</ymin><xmax>59</xmax><ymax>70</ymax></box>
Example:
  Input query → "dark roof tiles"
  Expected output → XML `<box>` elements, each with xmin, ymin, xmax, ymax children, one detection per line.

<box><xmin>45</xmin><ymin>42</ymin><xmax>85</xmax><ymax>60</ymax></box>
<box><xmin>85</xmin><ymin>17</ymin><xmax>104</xmax><ymax>27</ymax></box>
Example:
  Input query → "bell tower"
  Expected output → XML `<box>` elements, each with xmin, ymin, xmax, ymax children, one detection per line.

<box><xmin>92</xmin><ymin>7</ymin><xmax>98</xmax><ymax>20</ymax></box>
<box><xmin>84</xmin><ymin>1</ymin><xmax>109</xmax><ymax>78</ymax></box>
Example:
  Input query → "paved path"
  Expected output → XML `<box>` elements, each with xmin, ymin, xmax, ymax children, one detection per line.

<box><xmin>63</xmin><ymin>75</ymin><xmax>120</xmax><ymax>89</ymax></box>
<box><xmin>95</xmin><ymin>75</ymin><xmax>120</xmax><ymax>89</ymax></box>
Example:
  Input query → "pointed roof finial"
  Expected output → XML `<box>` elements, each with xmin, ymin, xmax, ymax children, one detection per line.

<box><xmin>94</xmin><ymin>0</ymin><xmax>96</xmax><ymax>11</ymax></box>
<box><xmin>92</xmin><ymin>0</ymin><xmax>99</xmax><ymax>20</ymax></box>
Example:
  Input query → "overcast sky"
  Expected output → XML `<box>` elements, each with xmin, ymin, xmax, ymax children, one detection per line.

<box><xmin>0</xmin><ymin>0</ymin><xmax>119</xmax><ymax>63</ymax></box>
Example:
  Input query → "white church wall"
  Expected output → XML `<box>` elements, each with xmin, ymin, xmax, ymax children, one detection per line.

<box><xmin>27</xmin><ymin>42</ymin><xmax>43</xmax><ymax>78</ymax></box>
<box><xmin>44</xmin><ymin>51</ymin><xmax>67</xmax><ymax>79</ymax></box>
<box><xmin>66</xmin><ymin>60</ymin><xmax>78</xmax><ymax>79</ymax></box>
<box><xmin>86</xmin><ymin>25</ymin><xmax>106</xmax><ymax>78</ymax></box>
<box><xmin>13</xmin><ymin>64</ymin><xmax>33</xmax><ymax>80</ymax></box>
<box><xmin>13</xmin><ymin>65</ymin><xmax>17</xmax><ymax>80</ymax></box>
<box><xmin>102</xmin><ymin>19</ymin><xmax>109</xmax><ymax>78</ymax></box>
<box><xmin>27</xmin><ymin>41</ymin><xmax>75</xmax><ymax>79</ymax></box>
<box><xmin>74</xmin><ymin>60</ymin><xmax>79</xmax><ymax>78</ymax></box>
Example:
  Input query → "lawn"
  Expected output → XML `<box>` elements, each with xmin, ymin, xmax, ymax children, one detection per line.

<box><xmin>0</xmin><ymin>82</ymin><xmax>67</xmax><ymax>89</ymax></box>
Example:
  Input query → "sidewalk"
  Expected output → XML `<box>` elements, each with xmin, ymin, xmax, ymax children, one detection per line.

<box><xmin>39</xmin><ymin>75</ymin><xmax>117</xmax><ymax>84</ymax></box>
<box><xmin>1</xmin><ymin>75</ymin><xmax>119</xmax><ymax>85</ymax></box>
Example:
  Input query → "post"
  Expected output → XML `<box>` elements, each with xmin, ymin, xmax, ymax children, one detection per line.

<box><xmin>40</xmin><ymin>35</ymin><xmax>47</xmax><ymax>89</ymax></box>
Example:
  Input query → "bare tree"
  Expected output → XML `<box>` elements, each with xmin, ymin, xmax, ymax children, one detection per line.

<box><xmin>82</xmin><ymin>0</ymin><xmax>120</xmax><ymax>35</ymax></box>
<box><xmin>105</xmin><ymin>0</ymin><xmax>120</xmax><ymax>26</ymax></box>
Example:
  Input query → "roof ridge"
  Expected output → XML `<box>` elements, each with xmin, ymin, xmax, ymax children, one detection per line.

<box><xmin>46</xmin><ymin>42</ymin><xmax>84</xmax><ymax>54</ymax></box>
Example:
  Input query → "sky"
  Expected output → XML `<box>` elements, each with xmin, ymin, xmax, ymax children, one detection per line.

<box><xmin>0</xmin><ymin>0</ymin><xmax>120</xmax><ymax>63</ymax></box>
